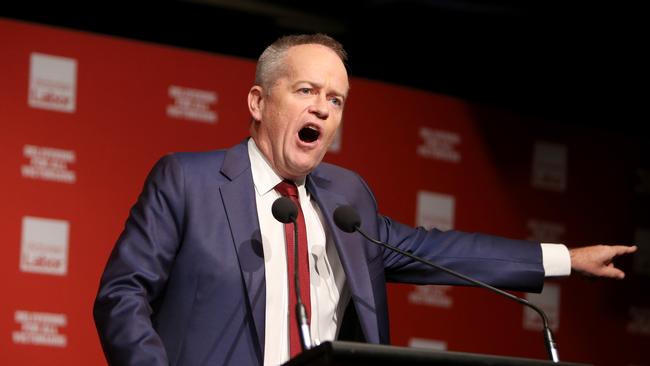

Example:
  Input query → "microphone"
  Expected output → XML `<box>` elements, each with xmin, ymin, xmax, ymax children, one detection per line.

<box><xmin>333</xmin><ymin>205</ymin><xmax>561</xmax><ymax>363</ymax></box>
<box><xmin>272</xmin><ymin>196</ymin><xmax>298</xmax><ymax>224</ymax></box>
<box><xmin>271</xmin><ymin>197</ymin><xmax>313</xmax><ymax>353</ymax></box>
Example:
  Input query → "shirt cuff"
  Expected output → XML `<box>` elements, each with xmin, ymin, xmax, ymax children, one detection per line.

<box><xmin>541</xmin><ymin>243</ymin><xmax>571</xmax><ymax>277</ymax></box>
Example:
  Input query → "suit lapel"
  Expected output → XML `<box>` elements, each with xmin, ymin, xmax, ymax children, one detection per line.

<box><xmin>219</xmin><ymin>141</ymin><xmax>266</xmax><ymax>358</ymax></box>
<box><xmin>217</xmin><ymin>141</ymin><xmax>380</xmax><ymax>350</ymax></box>
<box><xmin>307</xmin><ymin>172</ymin><xmax>380</xmax><ymax>343</ymax></box>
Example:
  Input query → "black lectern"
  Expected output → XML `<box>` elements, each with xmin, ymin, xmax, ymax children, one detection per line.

<box><xmin>283</xmin><ymin>341</ymin><xmax>591</xmax><ymax>366</ymax></box>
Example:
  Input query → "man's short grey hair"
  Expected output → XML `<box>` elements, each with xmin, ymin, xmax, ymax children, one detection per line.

<box><xmin>255</xmin><ymin>33</ymin><xmax>348</xmax><ymax>90</ymax></box>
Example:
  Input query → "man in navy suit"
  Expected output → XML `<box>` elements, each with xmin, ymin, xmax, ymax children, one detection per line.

<box><xmin>94</xmin><ymin>34</ymin><xmax>637</xmax><ymax>366</ymax></box>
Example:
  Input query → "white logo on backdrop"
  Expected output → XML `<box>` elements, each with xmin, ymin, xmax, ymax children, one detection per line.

<box><xmin>527</xmin><ymin>219</ymin><xmax>566</xmax><ymax>243</ymax></box>
<box><xmin>28</xmin><ymin>53</ymin><xmax>77</xmax><ymax>113</ymax></box>
<box><xmin>20</xmin><ymin>216</ymin><xmax>70</xmax><ymax>276</ymax></box>
<box><xmin>531</xmin><ymin>141</ymin><xmax>567</xmax><ymax>192</ymax></box>
<box><xmin>408</xmin><ymin>285</ymin><xmax>453</xmax><ymax>308</ymax></box>
<box><xmin>12</xmin><ymin>310</ymin><xmax>67</xmax><ymax>347</ymax></box>
<box><xmin>523</xmin><ymin>283</ymin><xmax>560</xmax><ymax>332</ymax></box>
<box><xmin>417</xmin><ymin>127</ymin><xmax>461</xmax><ymax>163</ymax></box>
<box><xmin>416</xmin><ymin>191</ymin><xmax>455</xmax><ymax>231</ymax></box>
<box><xmin>626</xmin><ymin>306</ymin><xmax>650</xmax><ymax>335</ymax></box>
<box><xmin>21</xmin><ymin>144</ymin><xmax>76</xmax><ymax>184</ymax></box>
<box><xmin>408</xmin><ymin>337</ymin><xmax>448</xmax><ymax>351</ymax></box>
<box><xmin>167</xmin><ymin>85</ymin><xmax>218</xmax><ymax>123</ymax></box>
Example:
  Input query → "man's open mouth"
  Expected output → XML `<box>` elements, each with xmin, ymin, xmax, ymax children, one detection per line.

<box><xmin>298</xmin><ymin>125</ymin><xmax>320</xmax><ymax>143</ymax></box>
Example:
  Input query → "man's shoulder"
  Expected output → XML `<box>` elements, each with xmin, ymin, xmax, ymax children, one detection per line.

<box><xmin>152</xmin><ymin>150</ymin><xmax>224</xmax><ymax>176</ymax></box>
<box><xmin>165</xmin><ymin>140</ymin><xmax>247</xmax><ymax>170</ymax></box>
<box><xmin>311</xmin><ymin>161</ymin><xmax>370</xmax><ymax>193</ymax></box>
<box><xmin>170</xmin><ymin>149</ymin><xmax>228</xmax><ymax>166</ymax></box>
<box><xmin>150</xmin><ymin>141</ymin><xmax>248</xmax><ymax>182</ymax></box>
<box><xmin>311</xmin><ymin>162</ymin><xmax>378</xmax><ymax>209</ymax></box>
<box><xmin>313</xmin><ymin>161</ymin><xmax>359</xmax><ymax>180</ymax></box>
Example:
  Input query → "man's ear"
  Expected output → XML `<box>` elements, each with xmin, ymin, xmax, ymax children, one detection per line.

<box><xmin>248</xmin><ymin>85</ymin><xmax>264</xmax><ymax>122</ymax></box>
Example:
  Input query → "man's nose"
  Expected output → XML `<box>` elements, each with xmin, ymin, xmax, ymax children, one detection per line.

<box><xmin>309</xmin><ymin>95</ymin><xmax>329</xmax><ymax>120</ymax></box>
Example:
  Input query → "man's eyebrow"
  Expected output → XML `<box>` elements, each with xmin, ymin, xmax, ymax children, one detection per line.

<box><xmin>294</xmin><ymin>80</ymin><xmax>322</xmax><ymax>88</ymax></box>
<box><xmin>293</xmin><ymin>80</ymin><xmax>348</xmax><ymax>100</ymax></box>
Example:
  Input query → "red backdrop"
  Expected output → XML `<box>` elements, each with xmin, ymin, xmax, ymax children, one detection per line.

<box><xmin>1</xmin><ymin>18</ymin><xmax>648</xmax><ymax>366</ymax></box>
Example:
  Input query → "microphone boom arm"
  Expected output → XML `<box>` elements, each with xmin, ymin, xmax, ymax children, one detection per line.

<box><xmin>354</xmin><ymin>226</ymin><xmax>560</xmax><ymax>363</ymax></box>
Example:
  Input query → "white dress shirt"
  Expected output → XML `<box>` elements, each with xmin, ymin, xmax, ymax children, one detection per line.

<box><xmin>247</xmin><ymin>139</ymin><xmax>570</xmax><ymax>365</ymax></box>
<box><xmin>248</xmin><ymin>139</ymin><xmax>349</xmax><ymax>366</ymax></box>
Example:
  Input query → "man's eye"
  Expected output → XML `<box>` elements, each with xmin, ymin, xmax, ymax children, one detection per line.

<box><xmin>298</xmin><ymin>88</ymin><xmax>311</xmax><ymax>94</ymax></box>
<box><xmin>329</xmin><ymin>97</ymin><xmax>342</xmax><ymax>107</ymax></box>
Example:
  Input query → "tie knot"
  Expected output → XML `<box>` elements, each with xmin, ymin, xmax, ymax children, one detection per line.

<box><xmin>274</xmin><ymin>180</ymin><xmax>298</xmax><ymax>198</ymax></box>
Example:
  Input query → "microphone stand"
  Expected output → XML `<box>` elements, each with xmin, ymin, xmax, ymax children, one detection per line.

<box><xmin>271</xmin><ymin>196</ymin><xmax>313</xmax><ymax>355</ymax></box>
<box><xmin>292</xmin><ymin>218</ymin><xmax>313</xmax><ymax>352</ymax></box>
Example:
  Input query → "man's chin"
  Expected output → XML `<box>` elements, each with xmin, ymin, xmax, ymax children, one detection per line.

<box><xmin>283</xmin><ymin>161</ymin><xmax>320</xmax><ymax>179</ymax></box>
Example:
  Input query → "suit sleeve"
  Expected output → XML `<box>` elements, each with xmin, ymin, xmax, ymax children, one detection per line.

<box><xmin>353</xmin><ymin>173</ymin><xmax>545</xmax><ymax>293</ymax></box>
<box><xmin>378</xmin><ymin>217</ymin><xmax>545</xmax><ymax>292</ymax></box>
<box><xmin>93</xmin><ymin>154</ymin><xmax>185</xmax><ymax>365</ymax></box>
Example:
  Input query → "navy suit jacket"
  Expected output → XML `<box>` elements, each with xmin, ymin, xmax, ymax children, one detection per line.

<box><xmin>94</xmin><ymin>140</ymin><xmax>544</xmax><ymax>365</ymax></box>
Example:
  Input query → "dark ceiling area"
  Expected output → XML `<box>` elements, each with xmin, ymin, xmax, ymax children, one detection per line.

<box><xmin>3</xmin><ymin>1</ymin><xmax>646</xmax><ymax>135</ymax></box>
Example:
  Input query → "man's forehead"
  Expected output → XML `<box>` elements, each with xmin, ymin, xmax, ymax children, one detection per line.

<box><xmin>283</xmin><ymin>45</ymin><xmax>349</xmax><ymax>94</ymax></box>
<box><xmin>284</xmin><ymin>45</ymin><xmax>346</xmax><ymax>73</ymax></box>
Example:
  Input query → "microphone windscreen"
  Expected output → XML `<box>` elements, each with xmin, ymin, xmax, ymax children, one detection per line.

<box><xmin>333</xmin><ymin>205</ymin><xmax>361</xmax><ymax>233</ymax></box>
<box><xmin>272</xmin><ymin>197</ymin><xmax>298</xmax><ymax>223</ymax></box>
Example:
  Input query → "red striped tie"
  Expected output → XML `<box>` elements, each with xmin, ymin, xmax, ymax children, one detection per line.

<box><xmin>274</xmin><ymin>180</ymin><xmax>311</xmax><ymax>358</ymax></box>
